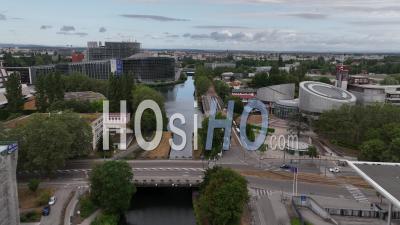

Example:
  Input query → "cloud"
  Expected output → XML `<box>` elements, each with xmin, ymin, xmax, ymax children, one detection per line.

<box><xmin>40</xmin><ymin>25</ymin><xmax>52</xmax><ymax>30</ymax></box>
<box><xmin>0</xmin><ymin>14</ymin><xmax>6</xmax><ymax>20</ymax></box>
<box><xmin>194</xmin><ymin>25</ymin><xmax>250</xmax><ymax>29</ymax></box>
<box><xmin>60</xmin><ymin>25</ymin><xmax>75</xmax><ymax>32</ymax></box>
<box><xmin>99</xmin><ymin>27</ymin><xmax>107</xmax><ymax>33</ymax></box>
<box><xmin>285</xmin><ymin>13</ymin><xmax>327</xmax><ymax>20</ymax></box>
<box><xmin>120</xmin><ymin>14</ymin><xmax>189</xmax><ymax>21</ymax></box>
<box><xmin>348</xmin><ymin>21</ymin><xmax>400</xmax><ymax>26</ymax></box>
<box><xmin>57</xmin><ymin>31</ymin><xmax>88</xmax><ymax>37</ymax></box>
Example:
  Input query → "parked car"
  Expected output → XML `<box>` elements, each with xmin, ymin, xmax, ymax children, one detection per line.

<box><xmin>48</xmin><ymin>196</ymin><xmax>56</xmax><ymax>205</ymax></box>
<box><xmin>280</xmin><ymin>164</ymin><xmax>291</xmax><ymax>170</ymax></box>
<box><xmin>42</xmin><ymin>206</ymin><xmax>51</xmax><ymax>216</ymax></box>
<box><xmin>329</xmin><ymin>167</ymin><xmax>340</xmax><ymax>173</ymax></box>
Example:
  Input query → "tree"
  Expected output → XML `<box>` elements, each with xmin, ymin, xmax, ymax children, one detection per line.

<box><xmin>287</xmin><ymin>111</ymin><xmax>308</xmax><ymax>138</ymax></box>
<box><xmin>108</xmin><ymin>75</ymin><xmax>124</xmax><ymax>112</ymax></box>
<box><xmin>318</xmin><ymin>77</ymin><xmax>332</xmax><ymax>84</ymax></box>
<box><xmin>226</xmin><ymin>96</ymin><xmax>243</xmax><ymax>115</ymax></box>
<box><xmin>28</xmin><ymin>179</ymin><xmax>40</xmax><ymax>192</ymax></box>
<box><xmin>131</xmin><ymin>85</ymin><xmax>167</xmax><ymax>132</ymax></box>
<box><xmin>199</xmin><ymin>114</ymin><xmax>226</xmax><ymax>159</ymax></box>
<box><xmin>195</xmin><ymin>76</ymin><xmax>211</xmax><ymax>97</ymax></box>
<box><xmin>307</xmin><ymin>146</ymin><xmax>318</xmax><ymax>160</ymax></box>
<box><xmin>35</xmin><ymin>74</ymin><xmax>48</xmax><ymax>112</ymax></box>
<box><xmin>53</xmin><ymin>112</ymin><xmax>92</xmax><ymax>158</ymax></box>
<box><xmin>9</xmin><ymin>114</ymin><xmax>73</xmax><ymax>174</ymax></box>
<box><xmin>359</xmin><ymin>139</ymin><xmax>386</xmax><ymax>162</ymax></box>
<box><xmin>214</xmin><ymin>80</ymin><xmax>231</xmax><ymax>102</ymax></box>
<box><xmin>5</xmin><ymin>73</ymin><xmax>24</xmax><ymax>113</ymax></box>
<box><xmin>196</xmin><ymin>167</ymin><xmax>248</xmax><ymax>225</ymax></box>
<box><xmin>90</xmin><ymin>161</ymin><xmax>136</xmax><ymax>213</ymax></box>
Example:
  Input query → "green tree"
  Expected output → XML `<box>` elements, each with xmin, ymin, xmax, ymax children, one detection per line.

<box><xmin>359</xmin><ymin>139</ymin><xmax>386</xmax><ymax>162</ymax></box>
<box><xmin>27</xmin><ymin>179</ymin><xmax>40</xmax><ymax>192</ymax></box>
<box><xmin>108</xmin><ymin>75</ymin><xmax>123</xmax><ymax>112</ymax></box>
<box><xmin>199</xmin><ymin>114</ymin><xmax>226</xmax><ymax>159</ymax></box>
<box><xmin>318</xmin><ymin>77</ymin><xmax>332</xmax><ymax>84</ymax></box>
<box><xmin>195</xmin><ymin>76</ymin><xmax>211</xmax><ymax>97</ymax></box>
<box><xmin>226</xmin><ymin>96</ymin><xmax>244</xmax><ymax>115</ymax></box>
<box><xmin>90</xmin><ymin>161</ymin><xmax>136</xmax><ymax>213</ymax></box>
<box><xmin>53</xmin><ymin>112</ymin><xmax>92</xmax><ymax>158</ymax></box>
<box><xmin>214</xmin><ymin>80</ymin><xmax>231</xmax><ymax>102</ymax></box>
<box><xmin>131</xmin><ymin>85</ymin><xmax>167</xmax><ymax>133</ymax></box>
<box><xmin>307</xmin><ymin>146</ymin><xmax>318</xmax><ymax>159</ymax></box>
<box><xmin>9</xmin><ymin>114</ymin><xmax>73</xmax><ymax>174</ymax></box>
<box><xmin>380</xmin><ymin>76</ymin><xmax>400</xmax><ymax>85</ymax></box>
<box><xmin>287</xmin><ymin>111</ymin><xmax>308</xmax><ymax>138</ymax></box>
<box><xmin>35</xmin><ymin>74</ymin><xmax>48</xmax><ymax>112</ymax></box>
<box><xmin>90</xmin><ymin>213</ymin><xmax>119</xmax><ymax>225</ymax></box>
<box><xmin>5</xmin><ymin>73</ymin><xmax>24</xmax><ymax>113</ymax></box>
<box><xmin>196</xmin><ymin>167</ymin><xmax>248</xmax><ymax>225</ymax></box>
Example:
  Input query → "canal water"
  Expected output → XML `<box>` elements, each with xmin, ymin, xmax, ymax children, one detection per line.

<box><xmin>122</xmin><ymin>76</ymin><xmax>200</xmax><ymax>225</ymax></box>
<box><xmin>157</xmin><ymin>76</ymin><xmax>203</xmax><ymax>159</ymax></box>
<box><xmin>123</xmin><ymin>188</ymin><xmax>196</xmax><ymax>225</ymax></box>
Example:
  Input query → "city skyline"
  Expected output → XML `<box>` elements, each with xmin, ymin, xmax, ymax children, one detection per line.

<box><xmin>2</xmin><ymin>0</ymin><xmax>400</xmax><ymax>52</ymax></box>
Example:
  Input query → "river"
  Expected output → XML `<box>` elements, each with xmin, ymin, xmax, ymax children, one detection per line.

<box><xmin>122</xmin><ymin>76</ymin><xmax>200</xmax><ymax>225</ymax></box>
<box><xmin>157</xmin><ymin>76</ymin><xmax>203</xmax><ymax>159</ymax></box>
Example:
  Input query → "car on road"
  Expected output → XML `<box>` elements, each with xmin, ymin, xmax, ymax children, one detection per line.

<box><xmin>280</xmin><ymin>164</ymin><xmax>291</xmax><ymax>170</ymax></box>
<box><xmin>329</xmin><ymin>167</ymin><xmax>340</xmax><ymax>173</ymax></box>
<box><xmin>42</xmin><ymin>205</ymin><xmax>51</xmax><ymax>216</ymax></box>
<box><xmin>48</xmin><ymin>196</ymin><xmax>56</xmax><ymax>205</ymax></box>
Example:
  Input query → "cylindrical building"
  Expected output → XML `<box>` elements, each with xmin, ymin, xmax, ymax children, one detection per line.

<box><xmin>299</xmin><ymin>81</ymin><xmax>356</xmax><ymax>114</ymax></box>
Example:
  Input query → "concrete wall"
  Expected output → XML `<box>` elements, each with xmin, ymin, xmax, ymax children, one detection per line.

<box><xmin>349</xmin><ymin>89</ymin><xmax>386</xmax><ymax>105</ymax></box>
<box><xmin>256</xmin><ymin>83</ymin><xmax>295</xmax><ymax>103</ymax></box>
<box><xmin>0</xmin><ymin>151</ymin><xmax>20</xmax><ymax>225</ymax></box>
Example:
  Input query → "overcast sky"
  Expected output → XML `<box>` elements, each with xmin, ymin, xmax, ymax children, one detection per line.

<box><xmin>1</xmin><ymin>0</ymin><xmax>400</xmax><ymax>52</ymax></box>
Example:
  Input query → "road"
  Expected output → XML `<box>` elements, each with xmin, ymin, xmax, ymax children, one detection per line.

<box><xmin>39</xmin><ymin>187</ymin><xmax>74</xmax><ymax>225</ymax></box>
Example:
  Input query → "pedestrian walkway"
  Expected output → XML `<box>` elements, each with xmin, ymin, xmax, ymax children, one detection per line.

<box><xmin>250</xmin><ymin>187</ymin><xmax>272</xmax><ymax>198</ymax></box>
<box><xmin>343</xmin><ymin>184</ymin><xmax>370</xmax><ymax>204</ymax></box>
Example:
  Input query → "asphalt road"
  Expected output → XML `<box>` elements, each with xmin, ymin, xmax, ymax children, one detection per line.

<box><xmin>39</xmin><ymin>187</ymin><xmax>73</xmax><ymax>225</ymax></box>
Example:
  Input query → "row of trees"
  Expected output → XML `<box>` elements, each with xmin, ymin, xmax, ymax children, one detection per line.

<box><xmin>195</xmin><ymin>167</ymin><xmax>249</xmax><ymax>225</ymax></box>
<box><xmin>314</xmin><ymin>104</ymin><xmax>400</xmax><ymax>162</ymax></box>
<box><xmin>2</xmin><ymin>113</ymin><xmax>92</xmax><ymax>173</ymax></box>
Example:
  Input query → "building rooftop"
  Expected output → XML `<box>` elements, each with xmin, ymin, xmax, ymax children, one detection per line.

<box><xmin>301</xmin><ymin>81</ymin><xmax>355</xmax><ymax>101</ymax></box>
<box><xmin>348</xmin><ymin>161</ymin><xmax>400</xmax><ymax>209</ymax></box>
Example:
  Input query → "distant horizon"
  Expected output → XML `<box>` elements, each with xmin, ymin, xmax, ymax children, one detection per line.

<box><xmin>2</xmin><ymin>0</ymin><xmax>400</xmax><ymax>52</ymax></box>
<box><xmin>2</xmin><ymin>42</ymin><xmax>400</xmax><ymax>55</ymax></box>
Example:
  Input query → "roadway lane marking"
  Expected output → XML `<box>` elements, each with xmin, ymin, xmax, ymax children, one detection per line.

<box><xmin>343</xmin><ymin>184</ymin><xmax>370</xmax><ymax>204</ymax></box>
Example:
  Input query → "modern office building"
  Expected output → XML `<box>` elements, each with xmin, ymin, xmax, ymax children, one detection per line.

<box><xmin>86</xmin><ymin>41</ymin><xmax>141</xmax><ymax>61</ymax></box>
<box><xmin>0</xmin><ymin>142</ymin><xmax>20</xmax><ymax>225</ymax></box>
<box><xmin>346</xmin><ymin>75</ymin><xmax>400</xmax><ymax>106</ymax></box>
<box><xmin>257</xmin><ymin>83</ymin><xmax>296</xmax><ymax>103</ymax></box>
<box><xmin>68</xmin><ymin>59</ymin><xmax>121</xmax><ymax>80</ymax></box>
<box><xmin>272</xmin><ymin>99</ymin><xmax>299</xmax><ymax>119</ymax></box>
<box><xmin>123</xmin><ymin>54</ymin><xmax>176</xmax><ymax>83</ymax></box>
<box><xmin>299</xmin><ymin>81</ymin><xmax>356</xmax><ymax>115</ymax></box>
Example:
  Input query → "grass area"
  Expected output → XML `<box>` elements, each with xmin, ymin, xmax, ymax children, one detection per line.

<box><xmin>20</xmin><ymin>209</ymin><xmax>41</xmax><ymax>222</ymax></box>
<box><xmin>19</xmin><ymin>186</ymin><xmax>55</xmax><ymax>210</ymax></box>
<box><xmin>90</xmin><ymin>213</ymin><xmax>119</xmax><ymax>225</ymax></box>
<box><xmin>78</xmin><ymin>194</ymin><xmax>98</xmax><ymax>219</ymax></box>
<box><xmin>142</xmin><ymin>131</ymin><xmax>172</xmax><ymax>159</ymax></box>
<box><xmin>291</xmin><ymin>218</ymin><xmax>313</xmax><ymax>225</ymax></box>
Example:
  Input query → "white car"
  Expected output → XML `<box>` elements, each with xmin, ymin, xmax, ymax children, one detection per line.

<box><xmin>329</xmin><ymin>167</ymin><xmax>340</xmax><ymax>173</ymax></box>
<box><xmin>48</xmin><ymin>196</ymin><xmax>56</xmax><ymax>205</ymax></box>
